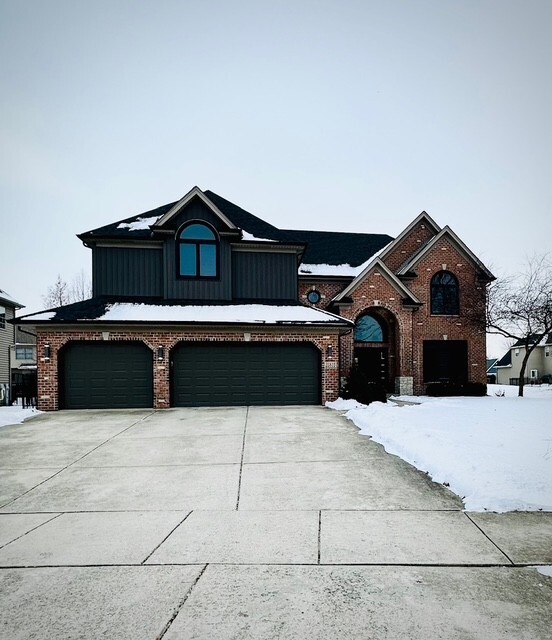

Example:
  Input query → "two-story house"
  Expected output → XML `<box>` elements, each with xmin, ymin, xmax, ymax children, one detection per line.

<box><xmin>495</xmin><ymin>335</ymin><xmax>552</xmax><ymax>385</ymax></box>
<box><xmin>0</xmin><ymin>289</ymin><xmax>25</xmax><ymax>404</ymax></box>
<box><xmin>17</xmin><ymin>186</ymin><xmax>494</xmax><ymax>410</ymax></box>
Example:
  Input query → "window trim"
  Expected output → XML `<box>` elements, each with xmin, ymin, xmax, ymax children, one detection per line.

<box><xmin>176</xmin><ymin>220</ymin><xmax>220</xmax><ymax>280</ymax></box>
<box><xmin>430</xmin><ymin>270</ymin><xmax>460</xmax><ymax>316</ymax></box>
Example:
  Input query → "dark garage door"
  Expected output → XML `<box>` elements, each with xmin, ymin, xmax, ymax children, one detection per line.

<box><xmin>61</xmin><ymin>342</ymin><xmax>153</xmax><ymax>409</ymax></box>
<box><xmin>172</xmin><ymin>342</ymin><xmax>321</xmax><ymax>406</ymax></box>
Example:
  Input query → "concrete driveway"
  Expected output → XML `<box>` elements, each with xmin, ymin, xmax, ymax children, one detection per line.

<box><xmin>0</xmin><ymin>406</ymin><xmax>550</xmax><ymax>639</ymax></box>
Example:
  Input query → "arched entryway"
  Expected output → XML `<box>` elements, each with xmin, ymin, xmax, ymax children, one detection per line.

<box><xmin>353</xmin><ymin>308</ymin><xmax>398</xmax><ymax>392</ymax></box>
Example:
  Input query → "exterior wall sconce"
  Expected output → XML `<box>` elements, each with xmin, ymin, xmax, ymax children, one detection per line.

<box><xmin>326</xmin><ymin>345</ymin><xmax>333</xmax><ymax>358</ymax></box>
<box><xmin>157</xmin><ymin>346</ymin><xmax>164</xmax><ymax>360</ymax></box>
<box><xmin>44</xmin><ymin>345</ymin><xmax>51</xmax><ymax>360</ymax></box>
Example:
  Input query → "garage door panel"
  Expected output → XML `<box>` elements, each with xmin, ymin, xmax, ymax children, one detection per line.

<box><xmin>61</xmin><ymin>342</ymin><xmax>153</xmax><ymax>409</ymax></box>
<box><xmin>172</xmin><ymin>342</ymin><xmax>320</xmax><ymax>407</ymax></box>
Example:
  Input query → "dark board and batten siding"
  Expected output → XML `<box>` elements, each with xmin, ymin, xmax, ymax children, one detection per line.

<box><xmin>232</xmin><ymin>251</ymin><xmax>298</xmax><ymax>300</ymax></box>
<box><xmin>93</xmin><ymin>247</ymin><xmax>163</xmax><ymax>297</ymax></box>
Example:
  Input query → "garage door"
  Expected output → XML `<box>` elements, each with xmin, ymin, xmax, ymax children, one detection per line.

<box><xmin>61</xmin><ymin>342</ymin><xmax>153</xmax><ymax>409</ymax></box>
<box><xmin>172</xmin><ymin>342</ymin><xmax>321</xmax><ymax>406</ymax></box>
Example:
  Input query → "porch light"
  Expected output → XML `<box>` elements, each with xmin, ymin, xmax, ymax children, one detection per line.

<box><xmin>157</xmin><ymin>346</ymin><xmax>164</xmax><ymax>360</ymax></box>
<box><xmin>43</xmin><ymin>345</ymin><xmax>51</xmax><ymax>360</ymax></box>
<box><xmin>326</xmin><ymin>345</ymin><xmax>334</xmax><ymax>358</ymax></box>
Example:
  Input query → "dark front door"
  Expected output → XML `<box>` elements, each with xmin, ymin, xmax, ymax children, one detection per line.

<box><xmin>61</xmin><ymin>342</ymin><xmax>153</xmax><ymax>409</ymax></box>
<box><xmin>354</xmin><ymin>346</ymin><xmax>388</xmax><ymax>386</ymax></box>
<box><xmin>171</xmin><ymin>342</ymin><xmax>321</xmax><ymax>407</ymax></box>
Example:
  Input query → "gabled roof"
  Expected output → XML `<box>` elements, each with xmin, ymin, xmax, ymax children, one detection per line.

<box><xmin>152</xmin><ymin>186</ymin><xmax>237</xmax><ymax>230</ymax></box>
<box><xmin>0</xmin><ymin>289</ymin><xmax>23</xmax><ymax>309</ymax></box>
<box><xmin>376</xmin><ymin>211</ymin><xmax>441</xmax><ymax>263</ymax></box>
<box><xmin>396</xmin><ymin>226</ymin><xmax>495</xmax><ymax>280</ymax></box>
<box><xmin>495</xmin><ymin>350</ymin><xmax>512</xmax><ymax>368</ymax></box>
<box><xmin>486</xmin><ymin>358</ymin><xmax>498</xmax><ymax>372</ymax></box>
<box><xmin>332</xmin><ymin>258</ymin><xmax>421</xmax><ymax>304</ymax></box>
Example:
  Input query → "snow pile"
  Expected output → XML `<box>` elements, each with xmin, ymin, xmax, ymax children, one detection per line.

<box><xmin>241</xmin><ymin>231</ymin><xmax>278</xmax><ymax>243</ymax></box>
<box><xmin>0</xmin><ymin>406</ymin><xmax>41</xmax><ymax>429</ymax></box>
<box><xmin>299</xmin><ymin>263</ymin><xmax>361</xmax><ymax>277</ymax></box>
<box><xmin>98</xmin><ymin>302</ymin><xmax>347</xmax><ymax>324</ymax></box>
<box><xmin>117</xmin><ymin>216</ymin><xmax>160</xmax><ymax>231</ymax></box>
<box><xmin>328</xmin><ymin>384</ymin><xmax>552</xmax><ymax>512</ymax></box>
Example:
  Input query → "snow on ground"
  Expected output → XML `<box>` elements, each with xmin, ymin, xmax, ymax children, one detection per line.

<box><xmin>536</xmin><ymin>566</ymin><xmax>552</xmax><ymax>577</ymax></box>
<box><xmin>327</xmin><ymin>384</ymin><xmax>552</xmax><ymax>512</ymax></box>
<box><xmin>0</xmin><ymin>405</ymin><xmax>41</xmax><ymax>429</ymax></box>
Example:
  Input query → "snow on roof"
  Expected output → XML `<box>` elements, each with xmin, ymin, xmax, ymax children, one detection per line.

<box><xmin>299</xmin><ymin>263</ymin><xmax>361</xmax><ymax>277</ymax></box>
<box><xmin>26</xmin><ymin>311</ymin><xmax>56</xmax><ymax>321</ymax></box>
<box><xmin>0</xmin><ymin>289</ymin><xmax>23</xmax><ymax>307</ymax></box>
<box><xmin>117</xmin><ymin>216</ymin><xmax>161</xmax><ymax>231</ymax></box>
<box><xmin>298</xmin><ymin>241</ymin><xmax>393</xmax><ymax>277</ymax></box>
<box><xmin>241</xmin><ymin>231</ymin><xmax>278</xmax><ymax>243</ymax></box>
<box><xmin>96</xmin><ymin>303</ymin><xmax>348</xmax><ymax>324</ymax></box>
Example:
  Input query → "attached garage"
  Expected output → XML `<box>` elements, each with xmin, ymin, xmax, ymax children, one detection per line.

<box><xmin>60</xmin><ymin>342</ymin><xmax>153</xmax><ymax>409</ymax></box>
<box><xmin>172</xmin><ymin>342</ymin><xmax>321</xmax><ymax>406</ymax></box>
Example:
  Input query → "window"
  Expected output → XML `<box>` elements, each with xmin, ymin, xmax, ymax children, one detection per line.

<box><xmin>307</xmin><ymin>290</ymin><xmax>321</xmax><ymax>304</ymax></box>
<box><xmin>546</xmin><ymin>348</ymin><xmax>550</xmax><ymax>358</ymax></box>
<box><xmin>177</xmin><ymin>222</ymin><xmax>219</xmax><ymax>278</ymax></box>
<box><xmin>0</xmin><ymin>306</ymin><xmax>5</xmax><ymax>329</ymax></box>
<box><xmin>354</xmin><ymin>315</ymin><xmax>385</xmax><ymax>342</ymax></box>
<box><xmin>530</xmin><ymin>369</ymin><xmax>539</xmax><ymax>379</ymax></box>
<box><xmin>15</xmin><ymin>346</ymin><xmax>35</xmax><ymax>360</ymax></box>
<box><xmin>431</xmin><ymin>271</ymin><xmax>459</xmax><ymax>315</ymax></box>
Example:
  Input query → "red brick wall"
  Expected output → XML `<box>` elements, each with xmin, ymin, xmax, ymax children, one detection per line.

<box><xmin>36</xmin><ymin>327</ymin><xmax>341</xmax><ymax>411</ymax></box>
<box><xmin>405</xmin><ymin>239</ymin><xmax>487</xmax><ymax>393</ymax></box>
<box><xmin>298</xmin><ymin>280</ymin><xmax>348</xmax><ymax>308</ymax></box>
<box><xmin>382</xmin><ymin>221</ymin><xmax>436</xmax><ymax>273</ymax></box>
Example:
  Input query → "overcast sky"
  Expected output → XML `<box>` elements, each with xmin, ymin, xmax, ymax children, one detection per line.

<box><xmin>1</xmin><ymin>0</ymin><xmax>551</xmax><ymax>357</ymax></box>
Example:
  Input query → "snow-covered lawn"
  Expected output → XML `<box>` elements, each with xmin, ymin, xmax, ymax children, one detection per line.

<box><xmin>328</xmin><ymin>384</ymin><xmax>552</xmax><ymax>513</ymax></box>
<box><xmin>0</xmin><ymin>405</ymin><xmax>41</xmax><ymax>429</ymax></box>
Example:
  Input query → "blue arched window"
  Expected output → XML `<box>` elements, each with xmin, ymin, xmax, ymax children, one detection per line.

<box><xmin>431</xmin><ymin>271</ymin><xmax>459</xmax><ymax>315</ymax></box>
<box><xmin>177</xmin><ymin>222</ymin><xmax>219</xmax><ymax>278</ymax></box>
<box><xmin>354</xmin><ymin>315</ymin><xmax>385</xmax><ymax>342</ymax></box>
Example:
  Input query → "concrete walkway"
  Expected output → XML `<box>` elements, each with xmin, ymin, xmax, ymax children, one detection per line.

<box><xmin>0</xmin><ymin>406</ymin><xmax>550</xmax><ymax>639</ymax></box>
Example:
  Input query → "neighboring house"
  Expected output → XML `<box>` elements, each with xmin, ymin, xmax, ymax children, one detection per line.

<box><xmin>10</xmin><ymin>326</ymin><xmax>37</xmax><ymax>403</ymax></box>
<box><xmin>495</xmin><ymin>336</ymin><xmax>552</xmax><ymax>385</ymax></box>
<box><xmin>0</xmin><ymin>289</ymin><xmax>24</xmax><ymax>405</ymax></box>
<box><xmin>486</xmin><ymin>358</ymin><xmax>498</xmax><ymax>384</ymax></box>
<box><xmin>17</xmin><ymin>186</ymin><xmax>494</xmax><ymax>410</ymax></box>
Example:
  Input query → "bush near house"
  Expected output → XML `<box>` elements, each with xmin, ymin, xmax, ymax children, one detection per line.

<box><xmin>342</xmin><ymin>365</ymin><xmax>387</xmax><ymax>405</ymax></box>
<box><xmin>425</xmin><ymin>381</ymin><xmax>487</xmax><ymax>397</ymax></box>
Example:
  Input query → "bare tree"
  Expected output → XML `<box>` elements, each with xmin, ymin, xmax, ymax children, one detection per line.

<box><xmin>42</xmin><ymin>274</ymin><xmax>70</xmax><ymax>308</ymax></box>
<box><xmin>487</xmin><ymin>255</ymin><xmax>552</xmax><ymax>397</ymax></box>
<box><xmin>68</xmin><ymin>269</ymin><xmax>92</xmax><ymax>302</ymax></box>
<box><xmin>43</xmin><ymin>270</ymin><xmax>92</xmax><ymax>308</ymax></box>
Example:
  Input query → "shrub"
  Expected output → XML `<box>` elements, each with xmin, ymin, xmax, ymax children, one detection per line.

<box><xmin>343</xmin><ymin>366</ymin><xmax>387</xmax><ymax>405</ymax></box>
<box><xmin>426</xmin><ymin>381</ymin><xmax>487</xmax><ymax>397</ymax></box>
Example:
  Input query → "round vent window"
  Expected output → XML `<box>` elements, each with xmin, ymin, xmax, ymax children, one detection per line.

<box><xmin>307</xmin><ymin>290</ymin><xmax>321</xmax><ymax>304</ymax></box>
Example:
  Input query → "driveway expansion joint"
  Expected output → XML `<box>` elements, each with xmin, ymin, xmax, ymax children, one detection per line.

<box><xmin>463</xmin><ymin>512</ymin><xmax>516</xmax><ymax>565</ymax></box>
<box><xmin>155</xmin><ymin>563</ymin><xmax>208</xmax><ymax>640</ymax></box>
<box><xmin>235</xmin><ymin>407</ymin><xmax>249</xmax><ymax>510</ymax></box>
<box><xmin>141</xmin><ymin>511</ymin><xmax>193</xmax><ymax>564</ymax></box>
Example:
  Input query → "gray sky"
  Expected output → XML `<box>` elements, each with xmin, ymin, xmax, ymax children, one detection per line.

<box><xmin>1</xmin><ymin>0</ymin><xmax>551</xmax><ymax>357</ymax></box>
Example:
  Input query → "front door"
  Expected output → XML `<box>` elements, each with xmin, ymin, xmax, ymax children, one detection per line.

<box><xmin>354</xmin><ymin>346</ymin><xmax>388</xmax><ymax>386</ymax></box>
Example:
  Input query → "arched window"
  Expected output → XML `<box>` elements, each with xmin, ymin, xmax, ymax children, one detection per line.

<box><xmin>177</xmin><ymin>222</ymin><xmax>219</xmax><ymax>278</ymax></box>
<box><xmin>354</xmin><ymin>315</ymin><xmax>385</xmax><ymax>342</ymax></box>
<box><xmin>431</xmin><ymin>271</ymin><xmax>459</xmax><ymax>315</ymax></box>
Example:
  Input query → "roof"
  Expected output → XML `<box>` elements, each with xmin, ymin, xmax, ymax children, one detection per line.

<box><xmin>0</xmin><ymin>288</ymin><xmax>23</xmax><ymax>308</ymax></box>
<box><xmin>511</xmin><ymin>333</ymin><xmax>552</xmax><ymax>348</ymax></box>
<box><xmin>486</xmin><ymin>358</ymin><xmax>498</xmax><ymax>372</ymax></box>
<box><xmin>16</xmin><ymin>296</ymin><xmax>352</xmax><ymax>327</ymax></box>
<box><xmin>495</xmin><ymin>350</ymin><xmax>512</xmax><ymax>368</ymax></box>
<box><xmin>284</xmin><ymin>230</ymin><xmax>392</xmax><ymax>268</ymax></box>
<box><xmin>396</xmin><ymin>226</ymin><xmax>495</xmax><ymax>281</ymax></box>
<box><xmin>77</xmin><ymin>188</ymin><xmax>393</xmax><ymax>269</ymax></box>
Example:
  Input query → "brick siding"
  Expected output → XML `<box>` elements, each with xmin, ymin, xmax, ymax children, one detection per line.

<box><xmin>37</xmin><ymin>327</ymin><xmax>341</xmax><ymax>411</ymax></box>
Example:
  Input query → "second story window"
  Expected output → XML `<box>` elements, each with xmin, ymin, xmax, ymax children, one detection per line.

<box><xmin>431</xmin><ymin>271</ymin><xmax>459</xmax><ymax>315</ymax></box>
<box><xmin>0</xmin><ymin>306</ymin><xmax>5</xmax><ymax>330</ymax></box>
<box><xmin>177</xmin><ymin>222</ymin><xmax>219</xmax><ymax>278</ymax></box>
